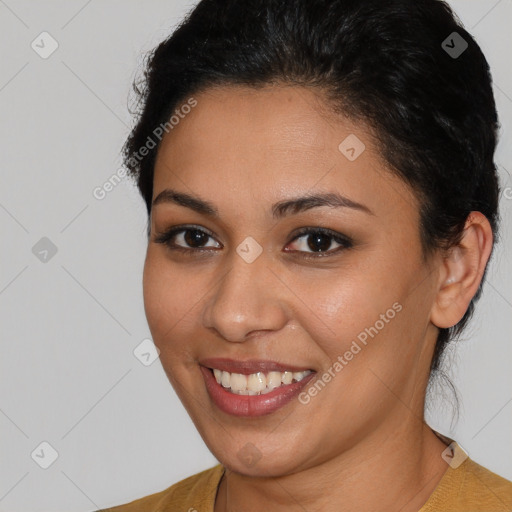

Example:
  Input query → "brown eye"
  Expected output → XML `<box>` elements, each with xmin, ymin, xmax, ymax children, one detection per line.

<box><xmin>286</xmin><ymin>228</ymin><xmax>353</xmax><ymax>257</ymax></box>
<box><xmin>183</xmin><ymin>229</ymin><xmax>210</xmax><ymax>248</ymax></box>
<box><xmin>154</xmin><ymin>226</ymin><xmax>222</xmax><ymax>252</ymax></box>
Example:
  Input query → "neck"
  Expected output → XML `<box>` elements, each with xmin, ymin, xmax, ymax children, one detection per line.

<box><xmin>215</xmin><ymin>419</ymin><xmax>450</xmax><ymax>512</ymax></box>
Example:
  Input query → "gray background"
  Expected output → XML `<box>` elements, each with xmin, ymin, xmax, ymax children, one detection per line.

<box><xmin>0</xmin><ymin>1</ymin><xmax>510</xmax><ymax>511</ymax></box>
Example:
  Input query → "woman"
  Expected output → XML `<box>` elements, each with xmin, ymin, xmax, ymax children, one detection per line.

<box><xmin>99</xmin><ymin>0</ymin><xmax>512</xmax><ymax>510</ymax></box>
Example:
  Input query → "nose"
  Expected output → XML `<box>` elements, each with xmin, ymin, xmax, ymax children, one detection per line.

<box><xmin>202</xmin><ymin>251</ymin><xmax>289</xmax><ymax>342</ymax></box>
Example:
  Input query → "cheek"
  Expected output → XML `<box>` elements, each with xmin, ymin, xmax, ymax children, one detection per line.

<box><xmin>142</xmin><ymin>253</ymin><xmax>205</xmax><ymax>391</ymax></box>
<box><xmin>142</xmin><ymin>250</ymin><xmax>199</xmax><ymax>349</ymax></box>
<box><xmin>142</xmin><ymin>253</ymin><xmax>169</xmax><ymax>337</ymax></box>
<box><xmin>294</xmin><ymin>260</ymin><xmax>406</xmax><ymax>359</ymax></box>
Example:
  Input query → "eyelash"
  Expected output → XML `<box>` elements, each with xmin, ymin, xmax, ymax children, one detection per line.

<box><xmin>153</xmin><ymin>225</ymin><xmax>354</xmax><ymax>259</ymax></box>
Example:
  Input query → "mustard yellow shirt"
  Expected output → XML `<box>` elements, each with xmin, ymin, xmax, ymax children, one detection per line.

<box><xmin>98</xmin><ymin>442</ymin><xmax>512</xmax><ymax>511</ymax></box>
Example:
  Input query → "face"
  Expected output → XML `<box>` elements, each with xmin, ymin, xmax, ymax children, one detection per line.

<box><xmin>143</xmin><ymin>85</ymin><xmax>441</xmax><ymax>476</ymax></box>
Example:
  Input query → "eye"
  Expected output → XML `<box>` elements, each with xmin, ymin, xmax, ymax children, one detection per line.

<box><xmin>153</xmin><ymin>225</ymin><xmax>353</xmax><ymax>258</ymax></box>
<box><xmin>153</xmin><ymin>225</ymin><xmax>222</xmax><ymax>253</ymax></box>
<box><xmin>285</xmin><ymin>227</ymin><xmax>353</xmax><ymax>258</ymax></box>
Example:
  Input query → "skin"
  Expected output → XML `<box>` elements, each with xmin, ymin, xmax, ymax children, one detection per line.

<box><xmin>143</xmin><ymin>84</ymin><xmax>493</xmax><ymax>512</ymax></box>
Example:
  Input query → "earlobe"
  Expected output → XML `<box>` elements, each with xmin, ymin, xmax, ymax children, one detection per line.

<box><xmin>430</xmin><ymin>212</ymin><xmax>494</xmax><ymax>329</ymax></box>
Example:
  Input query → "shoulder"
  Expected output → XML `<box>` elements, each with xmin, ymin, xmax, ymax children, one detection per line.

<box><xmin>96</xmin><ymin>464</ymin><xmax>224</xmax><ymax>512</ymax></box>
<box><xmin>458</xmin><ymin>458</ymin><xmax>512</xmax><ymax>509</ymax></box>
<box><xmin>421</xmin><ymin>443</ymin><xmax>512</xmax><ymax>512</ymax></box>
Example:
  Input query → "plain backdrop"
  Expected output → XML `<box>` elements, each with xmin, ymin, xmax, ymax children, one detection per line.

<box><xmin>0</xmin><ymin>1</ymin><xmax>511</xmax><ymax>511</ymax></box>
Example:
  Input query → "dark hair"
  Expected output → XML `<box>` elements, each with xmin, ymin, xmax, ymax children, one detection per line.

<box><xmin>123</xmin><ymin>0</ymin><xmax>500</xmax><ymax>380</ymax></box>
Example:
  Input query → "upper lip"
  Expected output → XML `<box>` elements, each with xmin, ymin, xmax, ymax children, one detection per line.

<box><xmin>199</xmin><ymin>357</ymin><xmax>314</xmax><ymax>375</ymax></box>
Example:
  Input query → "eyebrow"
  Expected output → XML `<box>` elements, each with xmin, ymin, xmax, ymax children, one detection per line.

<box><xmin>152</xmin><ymin>188</ymin><xmax>374</xmax><ymax>218</ymax></box>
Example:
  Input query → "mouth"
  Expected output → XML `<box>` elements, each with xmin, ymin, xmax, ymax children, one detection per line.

<box><xmin>199</xmin><ymin>358</ymin><xmax>316</xmax><ymax>417</ymax></box>
<box><xmin>211</xmin><ymin>367</ymin><xmax>312</xmax><ymax>395</ymax></box>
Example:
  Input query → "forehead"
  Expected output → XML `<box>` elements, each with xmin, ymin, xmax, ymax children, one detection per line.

<box><xmin>159</xmin><ymin>85</ymin><xmax>348</xmax><ymax>162</ymax></box>
<box><xmin>153</xmin><ymin>84</ymin><xmax>418</xmax><ymax>223</ymax></box>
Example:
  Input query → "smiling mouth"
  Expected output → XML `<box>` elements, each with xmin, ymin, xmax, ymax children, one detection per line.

<box><xmin>209</xmin><ymin>368</ymin><xmax>313</xmax><ymax>395</ymax></box>
<box><xmin>199</xmin><ymin>359</ymin><xmax>317</xmax><ymax>416</ymax></box>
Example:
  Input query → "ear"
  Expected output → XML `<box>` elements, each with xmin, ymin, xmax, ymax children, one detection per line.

<box><xmin>431</xmin><ymin>212</ymin><xmax>494</xmax><ymax>329</ymax></box>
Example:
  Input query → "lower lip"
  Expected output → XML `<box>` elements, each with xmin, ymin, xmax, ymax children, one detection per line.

<box><xmin>200</xmin><ymin>366</ymin><xmax>316</xmax><ymax>417</ymax></box>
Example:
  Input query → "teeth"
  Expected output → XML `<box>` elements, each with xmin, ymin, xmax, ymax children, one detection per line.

<box><xmin>267</xmin><ymin>371</ymin><xmax>282</xmax><ymax>390</ymax></box>
<box><xmin>282</xmin><ymin>371</ymin><xmax>293</xmax><ymax>385</ymax></box>
<box><xmin>221</xmin><ymin>371</ymin><xmax>230</xmax><ymax>388</ymax></box>
<box><xmin>247</xmin><ymin>372</ymin><xmax>266</xmax><ymax>392</ymax></box>
<box><xmin>230</xmin><ymin>373</ymin><xmax>248</xmax><ymax>393</ymax></box>
<box><xmin>211</xmin><ymin>368</ymin><xmax>312</xmax><ymax>395</ymax></box>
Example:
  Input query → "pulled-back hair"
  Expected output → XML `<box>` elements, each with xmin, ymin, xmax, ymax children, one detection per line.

<box><xmin>122</xmin><ymin>0</ymin><xmax>500</xmax><ymax>378</ymax></box>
